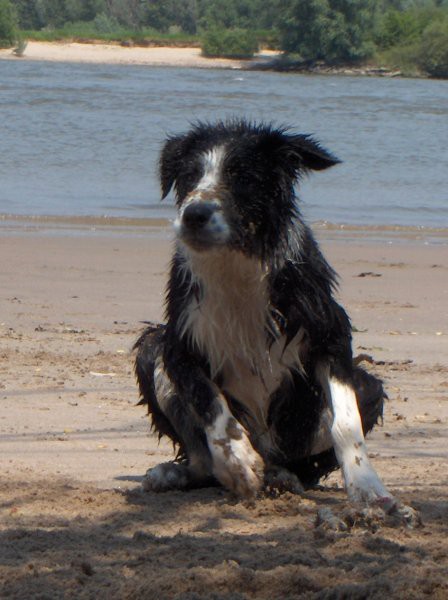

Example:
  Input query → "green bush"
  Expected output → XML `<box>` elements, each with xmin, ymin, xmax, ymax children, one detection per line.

<box><xmin>201</xmin><ymin>28</ymin><xmax>258</xmax><ymax>59</ymax></box>
<box><xmin>417</xmin><ymin>19</ymin><xmax>448</xmax><ymax>78</ymax></box>
<box><xmin>0</xmin><ymin>0</ymin><xmax>17</xmax><ymax>47</ymax></box>
<box><xmin>278</xmin><ymin>0</ymin><xmax>376</xmax><ymax>65</ymax></box>
<box><xmin>374</xmin><ymin>6</ymin><xmax>443</xmax><ymax>50</ymax></box>
<box><xmin>93</xmin><ymin>12</ymin><xmax>120</xmax><ymax>34</ymax></box>
<box><xmin>377</xmin><ymin>42</ymin><xmax>422</xmax><ymax>77</ymax></box>
<box><xmin>375</xmin><ymin>9</ymin><xmax>422</xmax><ymax>49</ymax></box>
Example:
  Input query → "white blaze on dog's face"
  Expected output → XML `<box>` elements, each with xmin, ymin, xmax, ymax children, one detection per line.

<box><xmin>174</xmin><ymin>147</ymin><xmax>231</xmax><ymax>251</ymax></box>
<box><xmin>161</xmin><ymin>121</ymin><xmax>341</xmax><ymax>260</ymax></box>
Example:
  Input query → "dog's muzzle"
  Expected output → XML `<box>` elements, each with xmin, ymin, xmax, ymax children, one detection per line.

<box><xmin>175</xmin><ymin>200</ymin><xmax>230</xmax><ymax>250</ymax></box>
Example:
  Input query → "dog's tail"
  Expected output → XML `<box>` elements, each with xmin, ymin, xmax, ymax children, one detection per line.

<box><xmin>295</xmin><ymin>367</ymin><xmax>385</xmax><ymax>487</ymax></box>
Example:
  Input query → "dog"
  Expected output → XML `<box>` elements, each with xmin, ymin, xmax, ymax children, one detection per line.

<box><xmin>134</xmin><ymin>119</ymin><xmax>402</xmax><ymax>511</ymax></box>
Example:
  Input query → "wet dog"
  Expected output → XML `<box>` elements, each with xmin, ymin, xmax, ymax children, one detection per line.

<box><xmin>134</xmin><ymin>120</ymin><xmax>400</xmax><ymax>510</ymax></box>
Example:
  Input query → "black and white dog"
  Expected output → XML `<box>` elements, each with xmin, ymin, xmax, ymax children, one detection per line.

<box><xmin>135</xmin><ymin>119</ymin><xmax>398</xmax><ymax>510</ymax></box>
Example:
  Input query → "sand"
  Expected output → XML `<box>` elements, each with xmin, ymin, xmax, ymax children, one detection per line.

<box><xmin>2</xmin><ymin>36</ymin><xmax>446</xmax><ymax>598</ymax></box>
<box><xmin>0</xmin><ymin>41</ymin><xmax>279</xmax><ymax>68</ymax></box>
<box><xmin>1</xmin><ymin>220</ymin><xmax>447</xmax><ymax>599</ymax></box>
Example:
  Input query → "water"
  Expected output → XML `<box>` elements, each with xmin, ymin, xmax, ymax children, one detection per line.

<box><xmin>1</xmin><ymin>60</ymin><xmax>447</xmax><ymax>227</ymax></box>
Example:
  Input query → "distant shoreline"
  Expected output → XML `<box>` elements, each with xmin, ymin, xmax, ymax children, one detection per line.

<box><xmin>0</xmin><ymin>40</ymin><xmax>278</xmax><ymax>69</ymax></box>
<box><xmin>0</xmin><ymin>41</ymin><xmax>408</xmax><ymax>77</ymax></box>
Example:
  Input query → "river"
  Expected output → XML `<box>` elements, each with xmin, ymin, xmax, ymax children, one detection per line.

<box><xmin>1</xmin><ymin>60</ymin><xmax>447</xmax><ymax>227</ymax></box>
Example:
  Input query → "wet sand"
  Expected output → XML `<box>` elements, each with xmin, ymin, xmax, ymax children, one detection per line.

<box><xmin>1</xmin><ymin>223</ymin><xmax>447</xmax><ymax>598</ymax></box>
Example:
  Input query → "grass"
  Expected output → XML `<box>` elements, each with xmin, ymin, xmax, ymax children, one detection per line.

<box><xmin>375</xmin><ymin>44</ymin><xmax>423</xmax><ymax>77</ymax></box>
<box><xmin>21</xmin><ymin>25</ymin><xmax>199</xmax><ymax>47</ymax></box>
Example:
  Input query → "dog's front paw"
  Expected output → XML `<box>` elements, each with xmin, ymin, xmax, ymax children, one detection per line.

<box><xmin>142</xmin><ymin>462</ymin><xmax>190</xmax><ymax>492</ymax></box>
<box><xmin>207</xmin><ymin>415</ymin><xmax>263</xmax><ymax>498</ymax></box>
<box><xmin>348</xmin><ymin>482</ymin><xmax>397</xmax><ymax>510</ymax></box>
<box><xmin>264</xmin><ymin>466</ymin><xmax>304</xmax><ymax>495</ymax></box>
<box><xmin>383</xmin><ymin>501</ymin><xmax>422</xmax><ymax>528</ymax></box>
<box><xmin>346</xmin><ymin>470</ymin><xmax>396</xmax><ymax>508</ymax></box>
<box><xmin>344</xmin><ymin>464</ymin><xmax>421</xmax><ymax>527</ymax></box>
<box><xmin>343</xmin><ymin>454</ymin><xmax>397</xmax><ymax>508</ymax></box>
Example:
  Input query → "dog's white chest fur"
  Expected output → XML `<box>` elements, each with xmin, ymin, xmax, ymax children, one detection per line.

<box><xmin>178</xmin><ymin>246</ymin><xmax>304</xmax><ymax>437</ymax></box>
<box><xmin>179</xmin><ymin>248</ymin><xmax>270</xmax><ymax>376</ymax></box>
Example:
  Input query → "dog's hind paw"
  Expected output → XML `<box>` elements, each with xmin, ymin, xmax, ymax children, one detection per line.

<box><xmin>142</xmin><ymin>462</ymin><xmax>190</xmax><ymax>492</ymax></box>
<box><xmin>207</xmin><ymin>415</ymin><xmax>263</xmax><ymax>498</ymax></box>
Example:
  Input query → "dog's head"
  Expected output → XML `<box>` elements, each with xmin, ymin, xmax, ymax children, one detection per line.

<box><xmin>160</xmin><ymin>120</ymin><xmax>339</xmax><ymax>257</ymax></box>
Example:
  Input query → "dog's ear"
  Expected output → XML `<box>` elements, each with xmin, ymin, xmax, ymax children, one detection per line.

<box><xmin>283</xmin><ymin>134</ymin><xmax>341</xmax><ymax>174</ymax></box>
<box><xmin>159</xmin><ymin>135</ymin><xmax>186</xmax><ymax>199</ymax></box>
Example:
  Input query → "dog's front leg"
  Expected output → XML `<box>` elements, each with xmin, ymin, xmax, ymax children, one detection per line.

<box><xmin>204</xmin><ymin>392</ymin><xmax>263</xmax><ymax>498</ymax></box>
<box><xmin>160</xmin><ymin>345</ymin><xmax>263</xmax><ymax>498</ymax></box>
<box><xmin>318</xmin><ymin>364</ymin><xmax>396</xmax><ymax>509</ymax></box>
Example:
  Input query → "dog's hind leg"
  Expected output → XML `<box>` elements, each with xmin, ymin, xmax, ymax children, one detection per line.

<box><xmin>141</xmin><ymin>391</ymin><xmax>216</xmax><ymax>493</ymax></box>
<box><xmin>135</xmin><ymin>327</ymin><xmax>213</xmax><ymax>491</ymax></box>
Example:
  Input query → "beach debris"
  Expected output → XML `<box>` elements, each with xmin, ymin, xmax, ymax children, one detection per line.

<box><xmin>414</xmin><ymin>414</ymin><xmax>443</xmax><ymax>424</ymax></box>
<box><xmin>63</xmin><ymin>327</ymin><xmax>85</xmax><ymax>334</ymax></box>
<box><xmin>13</xmin><ymin>39</ymin><xmax>27</xmax><ymax>57</ymax></box>
<box><xmin>353</xmin><ymin>353</ymin><xmax>375</xmax><ymax>365</ymax></box>
<box><xmin>79</xmin><ymin>561</ymin><xmax>95</xmax><ymax>577</ymax></box>
<box><xmin>393</xmin><ymin>413</ymin><xmax>406</xmax><ymax>421</ymax></box>
<box><xmin>356</xmin><ymin>271</ymin><xmax>382</xmax><ymax>277</ymax></box>
<box><xmin>89</xmin><ymin>371</ymin><xmax>116</xmax><ymax>377</ymax></box>
<box><xmin>315</xmin><ymin>507</ymin><xmax>348</xmax><ymax>531</ymax></box>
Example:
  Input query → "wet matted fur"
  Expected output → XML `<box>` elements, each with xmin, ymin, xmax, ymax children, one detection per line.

<box><xmin>135</xmin><ymin>120</ymin><xmax>399</xmax><ymax>509</ymax></box>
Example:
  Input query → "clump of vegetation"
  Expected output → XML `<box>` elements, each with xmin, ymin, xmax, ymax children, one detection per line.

<box><xmin>93</xmin><ymin>12</ymin><xmax>121</xmax><ymax>35</ymax></box>
<box><xmin>278</xmin><ymin>0</ymin><xmax>377</xmax><ymax>65</ymax></box>
<box><xmin>201</xmin><ymin>28</ymin><xmax>258</xmax><ymax>59</ymax></box>
<box><xmin>12</xmin><ymin>34</ymin><xmax>26</xmax><ymax>55</ymax></box>
<box><xmin>7</xmin><ymin>0</ymin><xmax>448</xmax><ymax>77</ymax></box>
<box><xmin>0</xmin><ymin>0</ymin><xmax>17</xmax><ymax>47</ymax></box>
<box><xmin>417</xmin><ymin>19</ymin><xmax>448</xmax><ymax>78</ymax></box>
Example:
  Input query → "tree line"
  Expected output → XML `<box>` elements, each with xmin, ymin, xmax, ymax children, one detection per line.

<box><xmin>1</xmin><ymin>0</ymin><xmax>448</xmax><ymax>77</ymax></box>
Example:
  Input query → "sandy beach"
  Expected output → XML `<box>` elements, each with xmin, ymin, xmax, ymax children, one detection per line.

<box><xmin>0</xmin><ymin>40</ymin><xmax>279</xmax><ymax>68</ymax></box>
<box><xmin>1</xmin><ymin>220</ymin><xmax>447</xmax><ymax>598</ymax></box>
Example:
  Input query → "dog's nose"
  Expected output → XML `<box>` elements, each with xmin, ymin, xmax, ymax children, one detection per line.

<box><xmin>182</xmin><ymin>202</ymin><xmax>215</xmax><ymax>229</ymax></box>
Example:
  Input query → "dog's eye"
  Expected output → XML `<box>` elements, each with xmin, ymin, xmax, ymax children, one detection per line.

<box><xmin>180</xmin><ymin>167</ymin><xmax>202</xmax><ymax>190</ymax></box>
<box><xmin>224</xmin><ymin>164</ymin><xmax>243</xmax><ymax>183</ymax></box>
<box><xmin>225</xmin><ymin>165</ymin><xmax>238</xmax><ymax>178</ymax></box>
